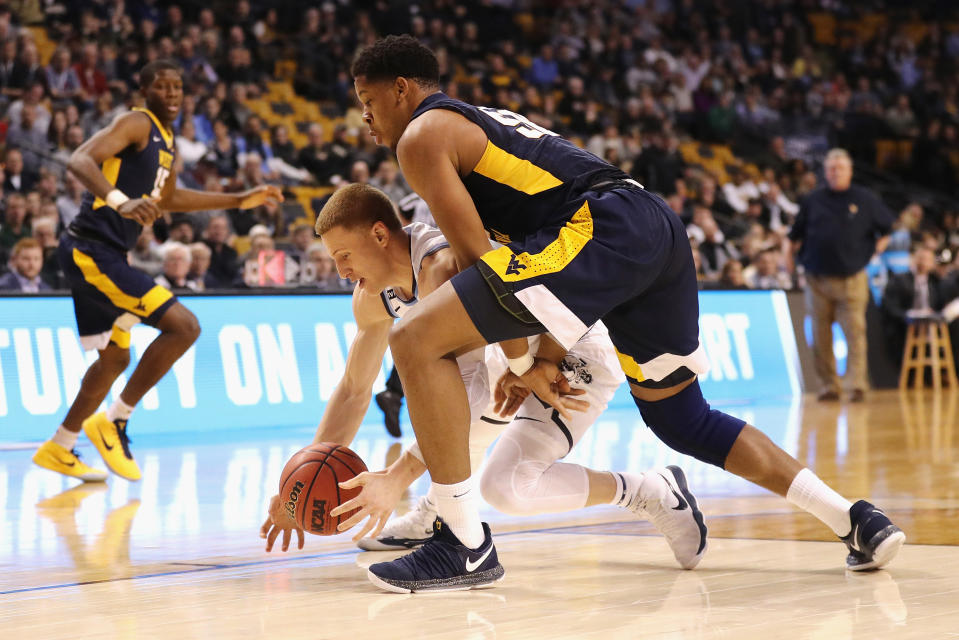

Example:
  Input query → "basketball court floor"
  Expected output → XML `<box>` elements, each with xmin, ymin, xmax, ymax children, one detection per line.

<box><xmin>1</xmin><ymin>389</ymin><xmax>957</xmax><ymax>639</ymax></box>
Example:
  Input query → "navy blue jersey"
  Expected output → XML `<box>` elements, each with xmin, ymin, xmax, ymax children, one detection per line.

<box><xmin>71</xmin><ymin>108</ymin><xmax>177</xmax><ymax>251</ymax></box>
<box><xmin>410</xmin><ymin>93</ymin><xmax>628</xmax><ymax>244</ymax></box>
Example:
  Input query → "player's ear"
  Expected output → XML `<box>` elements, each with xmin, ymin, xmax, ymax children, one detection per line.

<box><xmin>394</xmin><ymin>76</ymin><xmax>409</xmax><ymax>101</ymax></box>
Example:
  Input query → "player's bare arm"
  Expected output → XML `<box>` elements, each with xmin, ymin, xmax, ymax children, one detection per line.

<box><xmin>156</xmin><ymin>170</ymin><xmax>284</xmax><ymax>213</ymax></box>
<box><xmin>68</xmin><ymin>111</ymin><xmax>162</xmax><ymax>225</ymax></box>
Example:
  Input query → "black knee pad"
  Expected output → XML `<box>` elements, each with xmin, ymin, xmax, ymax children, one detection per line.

<box><xmin>632</xmin><ymin>379</ymin><xmax>745</xmax><ymax>468</ymax></box>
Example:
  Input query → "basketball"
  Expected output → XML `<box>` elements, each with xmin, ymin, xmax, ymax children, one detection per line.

<box><xmin>278</xmin><ymin>443</ymin><xmax>368</xmax><ymax>536</ymax></box>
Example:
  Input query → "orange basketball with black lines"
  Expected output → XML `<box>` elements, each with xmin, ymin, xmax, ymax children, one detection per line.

<box><xmin>278</xmin><ymin>443</ymin><xmax>368</xmax><ymax>536</ymax></box>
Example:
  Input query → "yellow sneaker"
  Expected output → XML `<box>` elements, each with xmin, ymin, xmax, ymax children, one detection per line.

<box><xmin>82</xmin><ymin>412</ymin><xmax>142</xmax><ymax>481</ymax></box>
<box><xmin>32</xmin><ymin>441</ymin><xmax>108</xmax><ymax>482</ymax></box>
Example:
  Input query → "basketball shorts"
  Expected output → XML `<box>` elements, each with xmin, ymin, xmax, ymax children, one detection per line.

<box><xmin>451</xmin><ymin>183</ymin><xmax>709</xmax><ymax>387</ymax></box>
<box><xmin>58</xmin><ymin>232</ymin><xmax>177</xmax><ymax>351</ymax></box>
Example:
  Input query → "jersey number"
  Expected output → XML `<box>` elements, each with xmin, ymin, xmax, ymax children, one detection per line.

<box><xmin>478</xmin><ymin>107</ymin><xmax>558</xmax><ymax>139</ymax></box>
<box><xmin>151</xmin><ymin>166</ymin><xmax>171</xmax><ymax>199</ymax></box>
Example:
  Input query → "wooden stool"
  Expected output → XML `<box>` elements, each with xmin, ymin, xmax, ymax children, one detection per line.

<box><xmin>899</xmin><ymin>317</ymin><xmax>959</xmax><ymax>390</ymax></box>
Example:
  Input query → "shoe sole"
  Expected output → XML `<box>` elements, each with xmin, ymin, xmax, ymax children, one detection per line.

<box><xmin>32</xmin><ymin>453</ymin><xmax>108</xmax><ymax>483</ymax></box>
<box><xmin>357</xmin><ymin>537</ymin><xmax>430</xmax><ymax>552</ymax></box>
<box><xmin>663</xmin><ymin>465</ymin><xmax>708</xmax><ymax>569</ymax></box>
<box><xmin>847</xmin><ymin>529</ymin><xmax>906</xmax><ymax>571</ymax></box>
<box><xmin>367</xmin><ymin>565</ymin><xmax>505</xmax><ymax>594</ymax></box>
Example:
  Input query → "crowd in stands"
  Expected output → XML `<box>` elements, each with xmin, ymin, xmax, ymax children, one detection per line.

<box><xmin>1</xmin><ymin>0</ymin><xmax>959</xmax><ymax>303</ymax></box>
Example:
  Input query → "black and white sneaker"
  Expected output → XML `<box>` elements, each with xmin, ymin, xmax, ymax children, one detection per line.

<box><xmin>367</xmin><ymin>518</ymin><xmax>505</xmax><ymax>593</ymax></box>
<box><xmin>841</xmin><ymin>500</ymin><xmax>905</xmax><ymax>571</ymax></box>
<box><xmin>375</xmin><ymin>390</ymin><xmax>403</xmax><ymax>438</ymax></box>
<box><xmin>358</xmin><ymin>496</ymin><xmax>437</xmax><ymax>551</ymax></box>
<box><xmin>622</xmin><ymin>466</ymin><xmax>707</xmax><ymax>569</ymax></box>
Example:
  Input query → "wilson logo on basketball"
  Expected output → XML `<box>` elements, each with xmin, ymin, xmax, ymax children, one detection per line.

<box><xmin>310</xmin><ymin>499</ymin><xmax>327</xmax><ymax>531</ymax></box>
<box><xmin>285</xmin><ymin>480</ymin><xmax>304</xmax><ymax>519</ymax></box>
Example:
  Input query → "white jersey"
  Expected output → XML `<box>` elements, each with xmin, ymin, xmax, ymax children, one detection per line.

<box><xmin>380</xmin><ymin>223</ymin><xmax>448</xmax><ymax>319</ymax></box>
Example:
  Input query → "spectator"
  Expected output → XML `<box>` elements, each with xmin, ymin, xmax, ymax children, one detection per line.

<box><xmin>155</xmin><ymin>241</ymin><xmax>199</xmax><ymax>292</ymax></box>
<box><xmin>31</xmin><ymin>216</ymin><xmax>62</xmax><ymax>288</ymax></box>
<box><xmin>130</xmin><ymin>226</ymin><xmax>163</xmax><ymax>277</ymax></box>
<box><xmin>297</xmin><ymin>123</ymin><xmax>336</xmax><ymax>183</ymax></box>
<box><xmin>0</xmin><ymin>238</ymin><xmax>50</xmax><ymax>292</ymax></box>
<box><xmin>881</xmin><ymin>245</ymin><xmax>958</xmax><ymax>369</ymax></box>
<box><xmin>202</xmin><ymin>213</ymin><xmax>239</xmax><ymax>287</ymax></box>
<box><xmin>5</xmin><ymin>104</ymin><xmax>49</xmax><ymax>176</ymax></box>
<box><xmin>56</xmin><ymin>170</ymin><xmax>86</xmax><ymax>228</ymax></box>
<box><xmin>717</xmin><ymin>259</ymin><xmax>748</xmax><ymax>289</ymax></box>
<box><xmin>80</xmin><ymin>92</ymin><xmax>123</xmax><ymax>139</ymax></box>
<box><xmin>208</xmin><ymin>118</ymin><xmax>239</xmax><ymax>179</ymax></box>
<box><xmin>285</xmin><ymin>222</ymin><xmax>315</xmax><ymax>265</ymax></box>
<box><xmin>632</xmin><ymin>131</ymin><xmax>684</xmax><ymax>196</ymax></box>
<box><xmin>166</xmin><ymin>217</ymin><xmax>196</xmax><ymax>245</ymax></box>
<box><xmin>0</xmin><ymin>192</ymin><xmax>31</xmax><ymax>256</ymax></box>
<box><xmin>743</xmin><ymin>248</ymin><xmax>792</xmax><ymax>289</ymax></box>
<box><xmin>6</xmin><ymin>81</ymin><xmax>51</xmax><ymax>134</ymax></box>
<box><xmin>73</xmin><ymin>42</ymin><xmax>108</xmax><ymax>100</ymax></box>
<box><xmin>176</xmin><ymin>118</ymin><xmax>208</xmax><ymax>168</ymax></box>
<box><xmin>370</xmin><ymin>159</ymin><xmax>409</xmax><ymax>204</ymax></box>
<box><xmin>187</xmin><ymin>241</ymin><xmax>216</xmax><ymax>291</ymax></box>
<box><xmin>528</xmin><ymin>44</ymin><xmax>559</xmax><ymax>88</ymax></box>
<box><xmin>789</xmin><ymin>149</ymin><xmax>894</xmax><ymax>402</ymax></box>
<box><xmin>45</xmin><ymin>47</ymin><xmax>83</xmax><ymax>105</ymax></box>
<box><xmin>300</xmin><ymin>241</ymin><xmax>350</xmax><ymax>291</ymax></box>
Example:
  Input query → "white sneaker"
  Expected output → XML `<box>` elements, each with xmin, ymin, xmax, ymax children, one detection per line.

<box><xmin>623</xmin><ymin>466</ymin><xmax>707</xmax><ymax>570</ymax></box>
<box><xmin>357</xmin><ymin>496</ymin><xmax>438</xmax><ymax>551</ymax></box>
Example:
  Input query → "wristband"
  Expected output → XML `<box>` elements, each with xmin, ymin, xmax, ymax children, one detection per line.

<box><xmin>105</xmin><ymin>189</ymin><xmax>130</xmax><ymax>210</ymax></box>
<box><xmin>507</xmin><ymin>351</ymin><xmax>535</xmax><ymax>376</ymax></box>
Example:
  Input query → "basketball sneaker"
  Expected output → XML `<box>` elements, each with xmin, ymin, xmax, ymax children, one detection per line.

<box><xmin>358</xmin><ymin>496</ymin><xmax>437</xmax><ymax>551</ymax></box>
<box><xmin>623</xmin><ymin>466</ymin><xmax>707</xmax><ymax>570</ymax></box>
<box><xmin>375</xmin><ymin>390</ymin><xmax>403</xmax><ymax>438</ymax></box>
<box><xmin>82</xmin><ymin>412</ymin><xmax>141</xmax><ymax>481</ymax></box>
<box><xmin>32</xmin><ymin>441</ymin><xmax>108</xmax><ymax>482</ymax></box>
<box><xmin>367</xmin><ymin>518</ymin><xmax>505</xmax><ymax>593</ymax></box>
<box><xmin>841</xmin><ymin>500</ymin><xmax>905</xmax><ymax>571</ymax></box>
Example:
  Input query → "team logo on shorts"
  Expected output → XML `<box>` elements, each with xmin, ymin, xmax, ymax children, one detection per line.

<box><xmin>505</xmin><ymin>254</ymin><xmax>527</xmax><ymax>276</ymax></box>
<box><xmin>560</xmin><ymin>356</ymin><xmax>592</xmax><ymax>385</ymax></box>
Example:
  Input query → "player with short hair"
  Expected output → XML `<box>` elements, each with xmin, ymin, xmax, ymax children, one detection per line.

<box><xmin>32</xmin><ymin>60</ymin><xmax>282</xmax><ymax>482</ymax></box>
<box><xmin>347</xmin><ymin>35</ymin><xmax>904</xmax><ymax>592</ymax></box>
<box><xmin>260</xmin><ymin>183</ymin><xmax>708</xmax><ymax>581</ymax></box>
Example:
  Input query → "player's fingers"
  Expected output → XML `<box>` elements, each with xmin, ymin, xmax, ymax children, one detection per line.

<box><xmin>338</xmin><ymin>473</ymin><xmax>366</xmax><ymax>490</ymax></box>
<box><xmin>281</xmin><ymin>527</ymin><xmax>292</xmax><ymax>552</ymax></box>
<box><xmin>329</xmin><ymin>497</ymin><xmax>358</xmax><ymax>518</ymax></box>
<box><xmin>338</xmin><ymin>507</ymin><xmax>369</xmax><ymax>531</ymax></box>
<box><xmin>560</xmin><ymin>387</ymin><xmax>586</xmax><ymax>397</ymax></box>
<box><xmin>259</xmin><ymin>516</ymin><xmax>271</xmax><ymax>538</ymax></box>
<box><xmin>265</xmin><ymin>525</ymin><xmax>280</xmax><ymax>551</ymax></box>
<box><xmin>350</xmin><ymin>516</ymin><xmax>378</xmax><ymax>542</ymax></box>
<box><xmin>296</xmin><ymin>528</ymin><xmax>305</xmax><ymax>550</ymax></box>
<box><xmin>561</xmin><ymin>397</ymin><xmax>590</xmax><ymax>412</ymax></box>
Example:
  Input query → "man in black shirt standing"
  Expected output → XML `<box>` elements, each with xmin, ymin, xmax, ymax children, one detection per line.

<box><xmin>789</xmin><ymin>149</ymin><xmax>894</xmax><ymax>401</ymax></box>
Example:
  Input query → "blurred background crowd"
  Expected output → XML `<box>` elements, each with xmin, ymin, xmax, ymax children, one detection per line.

<box><xmin>0</xmin><ymin>0</ymin><xmax>958</xmax><ymax>329</ymax></box>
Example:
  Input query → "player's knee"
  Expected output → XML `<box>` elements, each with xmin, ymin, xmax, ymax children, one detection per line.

<box><xmin>480</xmin><ymin>460</ymin><xmax>546</xmax><ymax>516</ymax></box>
<box><xmin>100</xmin><ymin>348</ymin><xmax>131</xmax><ymax>375</ymax></box>
<box><xmin>388</xmin><ymin>319</ymin><xmax>426</xmax><ymax>365</ymax></box>
<box><xmin>632</xmin><ymin>379</ymin><xmax>745</xmax><ymax>469</ymax></box>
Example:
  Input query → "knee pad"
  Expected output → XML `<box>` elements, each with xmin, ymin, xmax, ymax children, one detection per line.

<box><xmin>632</xmin><ymin>379</ymin><xmax>745</xmax><ymax>469</ymax></box>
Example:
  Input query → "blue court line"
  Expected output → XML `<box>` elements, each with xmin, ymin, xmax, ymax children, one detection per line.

<box><xmin>0</xmin><ymin>509</ymin><xmax>926</xmax><ymax>596</ymax></box>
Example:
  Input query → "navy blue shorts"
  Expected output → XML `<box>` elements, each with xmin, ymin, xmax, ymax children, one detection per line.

<box><xmin>451</xmin><ymin>185</ymin><xmax>708</xmax><ymax>386</ymax></box>
<box><xmin>58</xmin><ymin>232</ymin><xmax>176</xmax><ymax>350</ymax></box>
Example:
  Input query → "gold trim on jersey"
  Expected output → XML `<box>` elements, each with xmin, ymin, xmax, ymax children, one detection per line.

<box><xmin>474</xmin><ymin>140</ymin><xmax>562</xmax><ymax>195</ymax></box>
<box><xmin>615</xmin><ymin>349</ymin><xmax>646</xmax><ymax>382</ymax></box>
<box><xmin>72</xmin><ymin>248</ymin><xmax>174</xmax><ymax>317</ymax></box>
<box><xmin>92</xmin><ymin>157</ymin><xmax>123</xmax><ymax>209</ymax></box>
<box><xmin>133</xmin><ymin>107</ymin><xmax>174</xmax><ymax>147</ymax></box>
<box><xmin>480</xmin><ymin>199</ymin><xmax>592</xmax><ymax>282</ymax></box>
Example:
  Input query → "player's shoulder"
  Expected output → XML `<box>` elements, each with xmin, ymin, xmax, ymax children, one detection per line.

<box><xmin>401</xmin><ymin>105</ymin><xmax>477</xmax><ymax>151</ymax></box>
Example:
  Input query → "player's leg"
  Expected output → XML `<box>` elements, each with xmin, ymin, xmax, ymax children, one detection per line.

<box><xmin>478</xmin><ymin>356</ymin><xmax>706</xmax><ymax>569</ymax></box>
<box><xmin>368</xmin><ymin>277</ymin><xmax>544</xmax><ymax>592</ymax></box>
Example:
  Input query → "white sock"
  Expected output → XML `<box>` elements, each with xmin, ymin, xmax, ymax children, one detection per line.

<box><xmin>51</xmin><ymin>425</ymin><xmax>79</xmax><ymax>450</ymax></box>
<box><xmin>786</xmin><ymin>468</ymin><xmax>853</xmax><ymax>537</ymax></box>
<box><xmin>611</xmin><ymin>471</ymin><xmax>652</xmax><ymax>508</ymax></box>
<box><xmin>106</xmin><ymin>397</ymin><xmax>135</xmax><ymax>423</ymax></box>
<box><xmin>431</xmin><ymin>479</ymin><xmax>486</xmax><ymax>549</ymax></box>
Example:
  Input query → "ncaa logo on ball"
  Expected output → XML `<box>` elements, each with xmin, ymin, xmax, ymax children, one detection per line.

<box><xmin>311</xmin><ymin>499</ymin><xmax>328</xmax><ymax>532</ymax></box>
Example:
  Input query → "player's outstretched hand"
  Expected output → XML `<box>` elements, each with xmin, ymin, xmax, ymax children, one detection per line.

<box><xmin>331</xmin><ymin>470</ymin><xmax>406</xmax><ymax>542</ymax></box>
<box><xmin>261</xmin><ymin>493</ymin><xmax>305</xmax><ymax>552</ymax></box>
<box><xmin>493</xmin><ymin>370</ymin><xmax>531</xmax><ymax>417</ymax></box>
<box><xmin>238</xmin><ymin>184</ymin><xmax>284</xmax><ymax>210</ymax></box>
<box><xmin>117</xmin><ymin>197</ymin><xmax>162</xmax><ymax>225</ymax></box>
<box><xmin>520</xmin><ymin>358</ymin><xmax>588</xmax><ymax>420</ymax></box>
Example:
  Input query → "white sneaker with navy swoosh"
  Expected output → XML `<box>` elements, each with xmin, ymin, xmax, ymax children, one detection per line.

<box><xmin>357</xmin><ymin>496</ymin><xmax>437</xmax><ymax>551</ymax></box>
<box><xmin>367</xmin><ymin>518</ymin><xmax>505</xmax><ymax>593</ymax></box>
<box><xmin>622</xmin><ymin>466</ymin><xmax>707</xmax><ymax>570</ymax></box>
